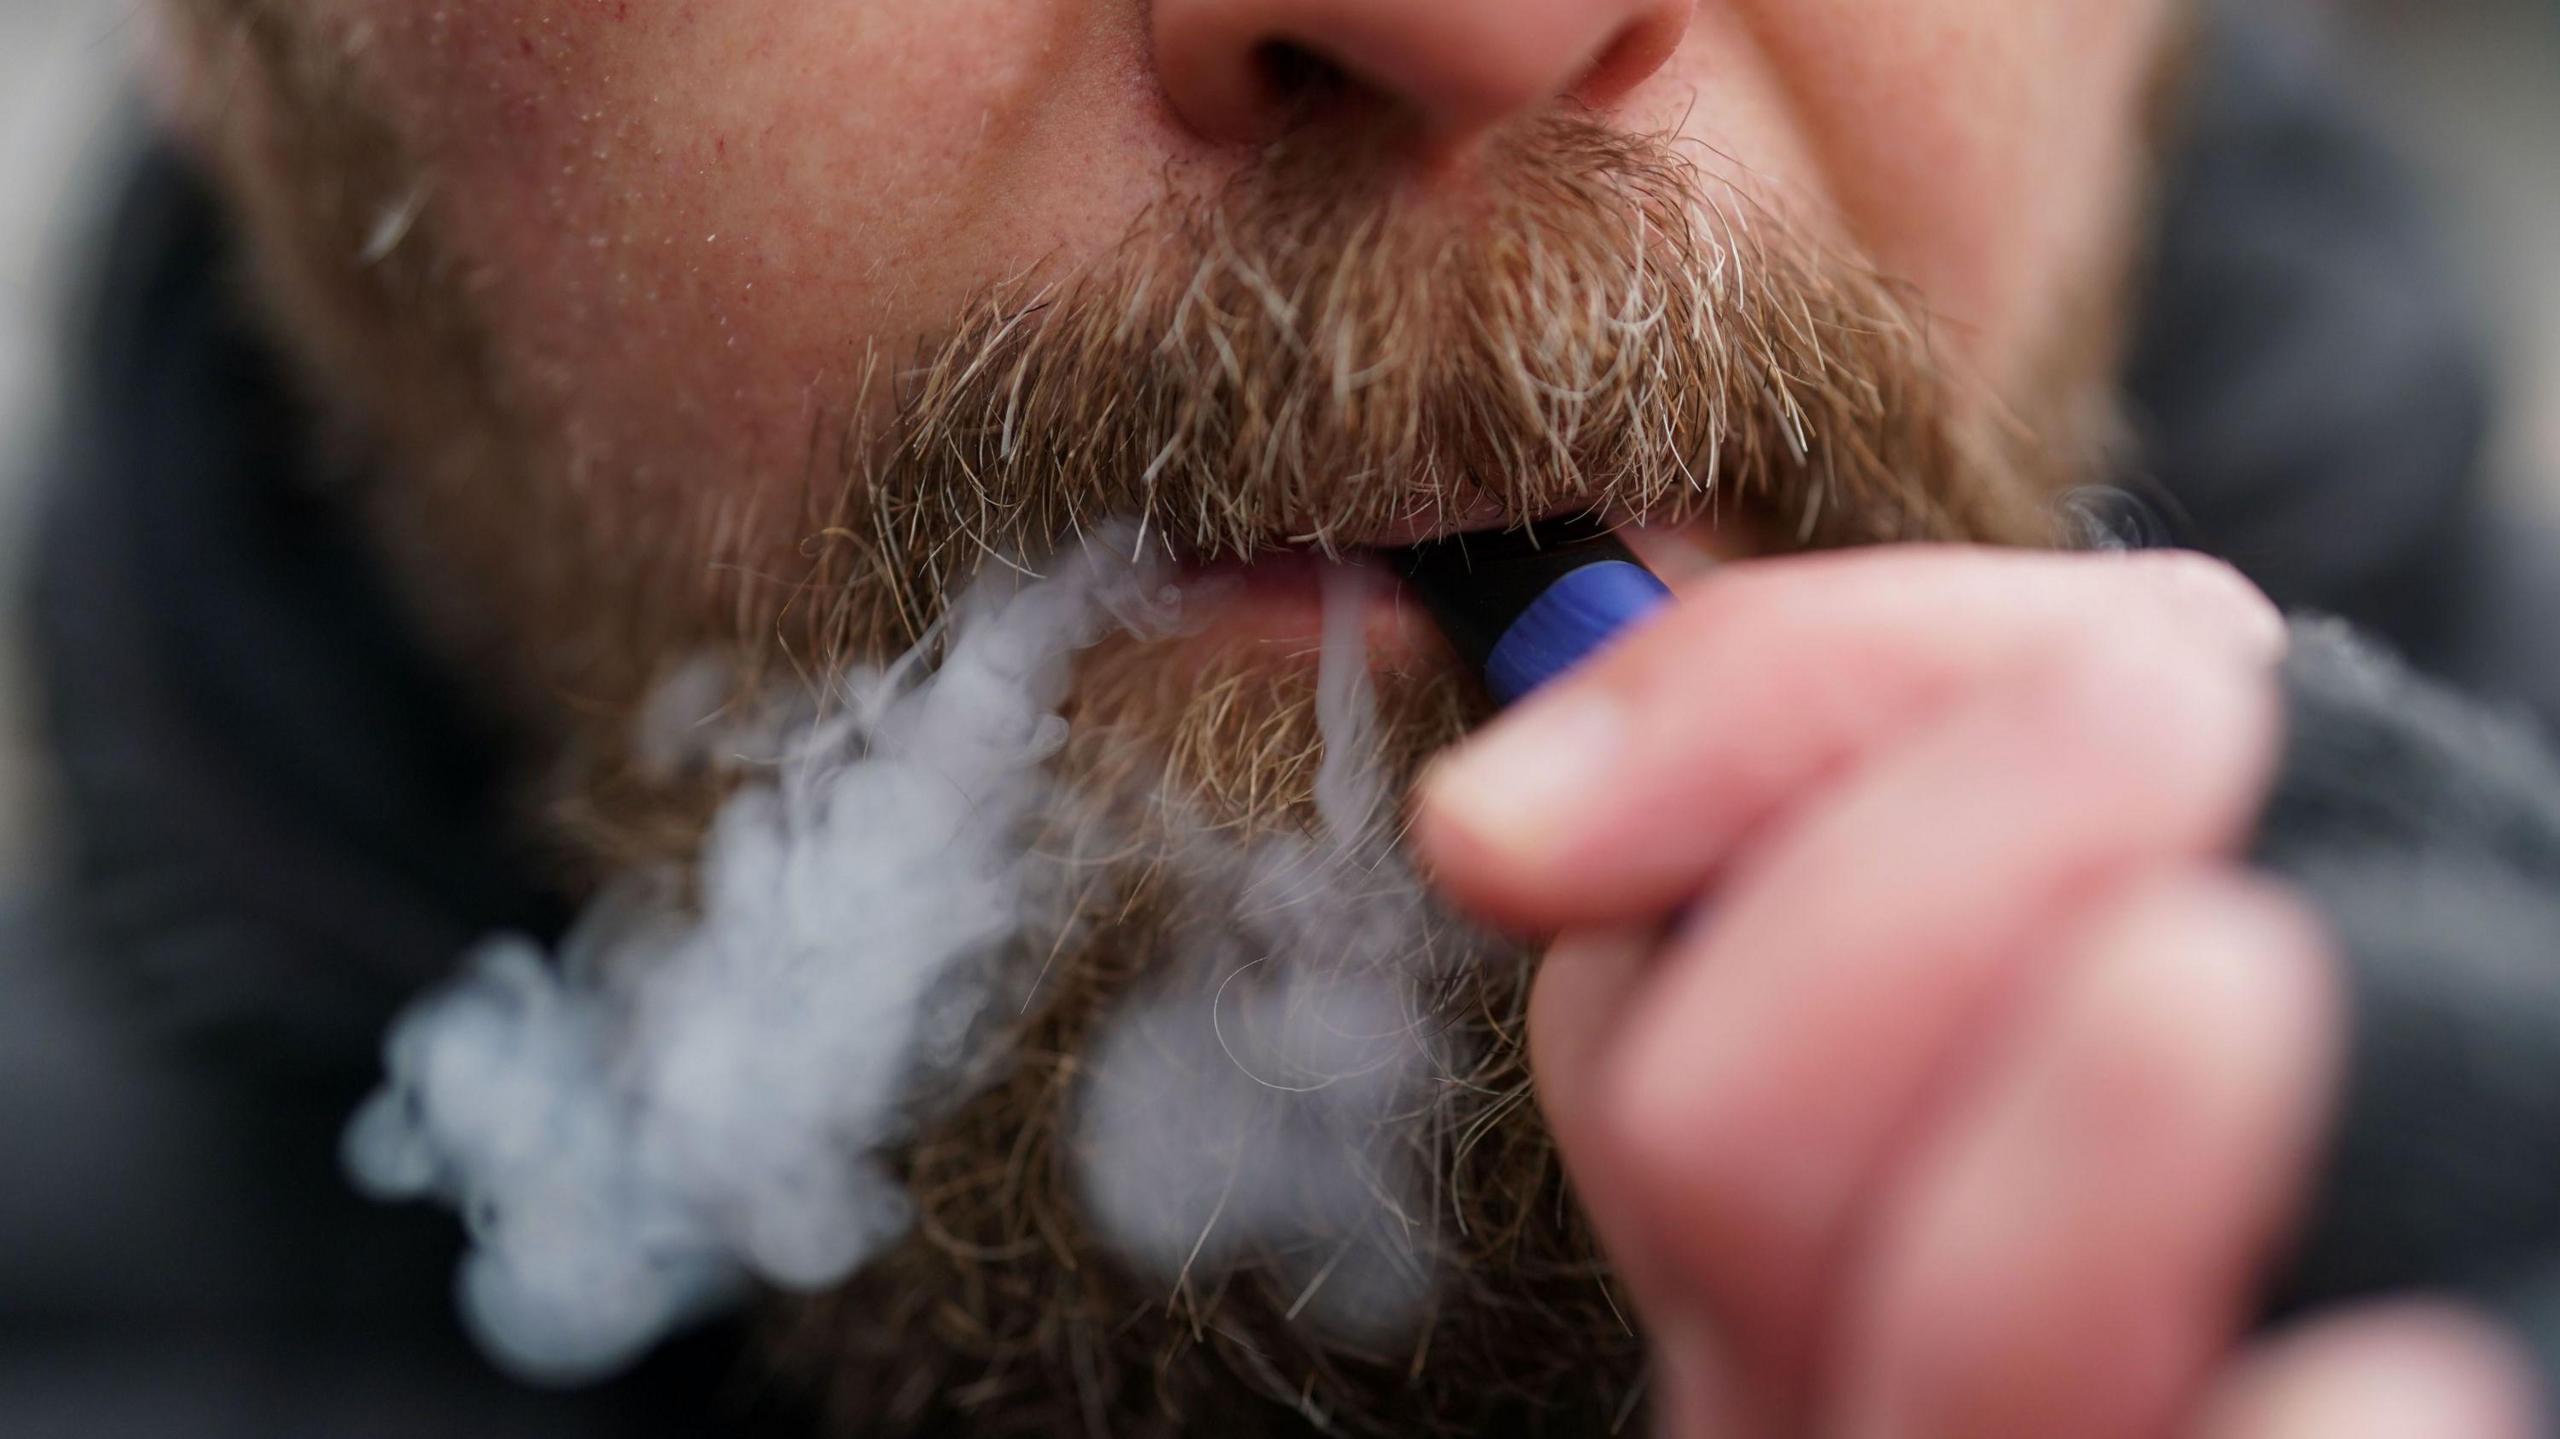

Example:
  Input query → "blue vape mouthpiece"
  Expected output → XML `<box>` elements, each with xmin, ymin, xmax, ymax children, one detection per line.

<box><xmin>1390</xmin><ymin>514</ymin><xmax>1674</xmax><ymax>706</ymax></box>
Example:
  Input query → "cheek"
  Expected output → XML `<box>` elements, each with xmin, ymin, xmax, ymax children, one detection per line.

<box><xmin>1721</xmin><ymin>0</ymin><xmax>2174</xmax><ymax>387</ymax></box>
<box><xmin>336</xmin><ymin>0</ymin><xmax>1185</xmax><ymax>484</ymax></box>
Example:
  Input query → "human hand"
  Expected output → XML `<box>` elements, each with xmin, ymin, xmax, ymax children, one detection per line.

<box><xmin>1415</xmin><ymin>547</ymin><xmax>2542</xmax><ymax>1438</ymax></box>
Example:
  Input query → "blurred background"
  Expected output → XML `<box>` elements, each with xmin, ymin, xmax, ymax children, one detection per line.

<box><xmin>2340</xmin><ymin>0</ymin><xmax>2560</xmax><ymax>515</ymax></box>
<box><xmin>0</xmin><ymin>0</ymin><xmax>129</xmax><ymax>875</ymax></box>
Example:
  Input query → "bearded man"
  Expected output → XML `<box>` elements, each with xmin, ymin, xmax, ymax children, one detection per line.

<box><xmin>17</xmin><ymin>0</ymin><xmax>2560</xmax><ymax>1436</ymax></box>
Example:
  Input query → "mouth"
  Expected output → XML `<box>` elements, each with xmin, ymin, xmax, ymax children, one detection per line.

<box><xmin>1167</xmin><ymin>509</ymin><xmax>1717</xmax><ymax>663</ymax></box>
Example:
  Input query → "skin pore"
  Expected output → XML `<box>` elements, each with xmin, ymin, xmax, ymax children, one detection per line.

<box><xmin>149</xmin><ymin>2</ymin><xmax>2247</xmax><ymax>1435</ymax></box>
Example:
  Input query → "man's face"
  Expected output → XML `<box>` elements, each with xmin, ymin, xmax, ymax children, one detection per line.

<box><xmin>172</xmin><ymin>0</ymin><xmax>2183</xmax><ymax>1430</ymax></box>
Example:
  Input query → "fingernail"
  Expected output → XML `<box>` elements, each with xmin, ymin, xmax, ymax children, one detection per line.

<box><xmin>1422</xmin><ymin>690</ymin><xmax>1626</xmax><ymax>862</ymax></box>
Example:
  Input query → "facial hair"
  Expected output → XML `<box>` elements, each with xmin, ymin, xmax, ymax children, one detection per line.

<box><xmin>174</xmin><ymin>10</ymin><xmax>2120</xmax><ymax>1433</ymax></box>
<box><xmin>722</xmin><ymin>119</ymin><xmax>2078</xmax><ymax>1434</ymax></box>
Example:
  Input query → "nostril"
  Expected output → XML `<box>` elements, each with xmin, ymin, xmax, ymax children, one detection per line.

<box><xmin>1252</xmin><ymin>39</ymin><xmax>1362</xmax><ymax>125</ymax></box>
<box><xmin>1253</xmin><ymin>40</ymin><xmax>1328</xmax><ymax>97</ymax></box>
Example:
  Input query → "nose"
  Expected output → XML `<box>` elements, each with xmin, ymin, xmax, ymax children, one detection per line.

<box><xmin>1152</xmin><ymin>0</ymin><xmax>1694</xmax><ymax>147</ymax></box>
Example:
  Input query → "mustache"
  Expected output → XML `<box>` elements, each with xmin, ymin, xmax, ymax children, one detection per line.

<box><xmin>841</xmin><ymin>112</ymin><xmax>2057</xmax><ymax>641</ymax></box>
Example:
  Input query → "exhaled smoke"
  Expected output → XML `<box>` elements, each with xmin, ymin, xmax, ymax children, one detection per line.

<box><xmin>342</xmin><ymin>540</ymin><xmax>1459</xmax><ymax>1383</ymax></box>
<box><xmin>345</xmin><ymin>532</ymin><xmax>1176</xmax><ymax>1381</ymax></box>
<box><xmin>1074</xmin><ymin>568</ymin><xmax>1455</xmax><ymax>1341</ymax></box>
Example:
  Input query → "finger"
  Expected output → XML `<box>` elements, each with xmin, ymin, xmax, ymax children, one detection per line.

<box><xmin>2195</xmin><ymin>1303</ymin><xmax>2542</xmax><ymax>1439</ymax></box>
<box><xmin>1824</xmin><ymin>871</ymin><xmax>2342</xmax><ymax>1439</ymax></box>
<box><xmin>1416</xmin><ymin>547</ymin><xmax>2282</xmax><ymax>929</ymax></box>
<box><xmin>1529</xmin><ymin>928</ymin><xmax>1776</xmax><ymax>1439</ymax></box>
<box><xmin>1530</xmin><ymin>926</ymin><xmax>1660</xmax><ymax>1255</ymax></box>
<box><xmin>1590</xmin><ymin>621</ymin><xmax>2281</xmax><ymax>1417</ymax></box>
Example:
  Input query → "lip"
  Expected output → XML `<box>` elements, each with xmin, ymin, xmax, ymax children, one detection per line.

<box><xmin>1172</xmin><ymin>545</ymin><xmax>1440</xmax><ymax>656</ymax></box>
<box><xmin>1167</xmin><ymin>514</ymin><xmax>1717</xmax><ymax>662</ymax></box>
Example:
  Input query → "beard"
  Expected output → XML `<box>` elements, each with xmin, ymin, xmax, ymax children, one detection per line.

<box><xmin>181</xmin><ymin>9</ymin><xmax>2123</xmax><ymax>1433</ymax></box>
